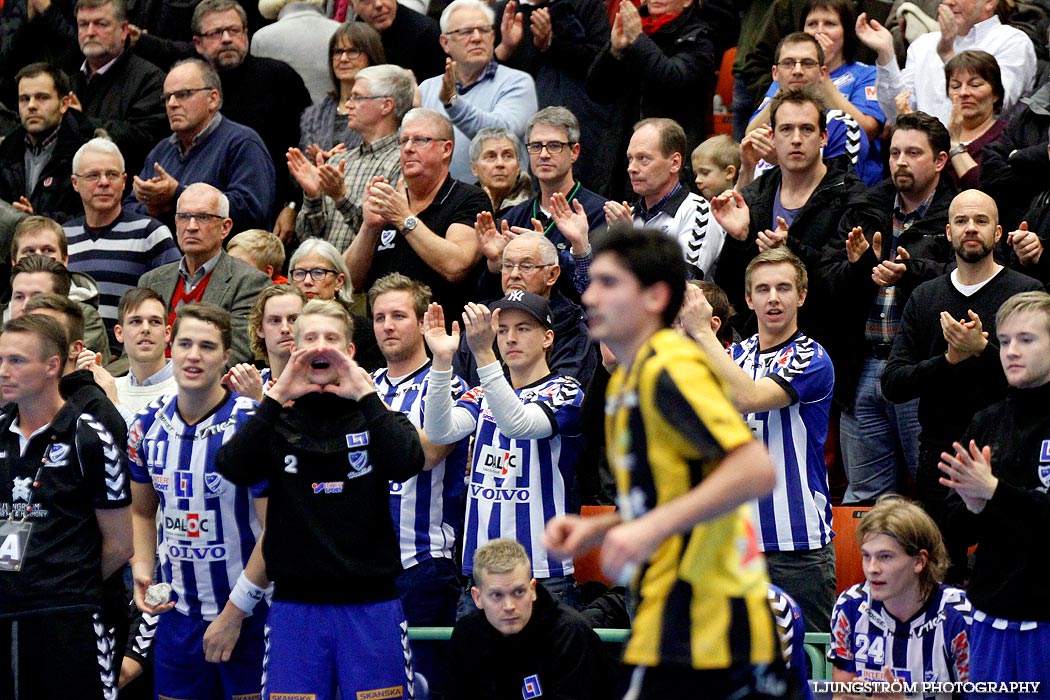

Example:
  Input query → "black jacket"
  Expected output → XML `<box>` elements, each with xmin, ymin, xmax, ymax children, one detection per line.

<box><xmin>0</xmin><ymin>109</ymin><xmax>89</xmax><ymax>222</ymax></box>
<box><xmin>217</xmin><ymin>393</ymin><xmax>423</xmax><ymax>604</ymax></box>
<box><xmin>447</xmin><ymin>583</ymin><xmax>616</xmax><ymax>700</ymax></box>
<box><xmin>60</xmin><ymin>368</ymin><xmax>128</xmax><ymax>445</ymax></box>
<box><xmin>818</xmin><ymin>176</ymin><xmax>957</xmax><ymax>406</ymax></box>
<box><xmin>947</xmin><ymin>382</ymin><xmax>1050</xmax><ymax>621</ymax></box>
<box><xmin>716</xmin><ymin>162</ymin><xmax>864</xmax><ymax>344</ymax></box>
<box><xmin>72</xmin><ymin>49</ymin><xmax>167</xmax><ymax>176</ymax></box>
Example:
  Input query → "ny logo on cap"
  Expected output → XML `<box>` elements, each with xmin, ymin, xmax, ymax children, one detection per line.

<box><xmin>507</xmin><ymin>290</ymin><xmax>525</xmax><ymax>302</ymax></box>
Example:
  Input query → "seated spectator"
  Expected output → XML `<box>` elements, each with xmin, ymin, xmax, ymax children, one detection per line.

<box><xmin>691</xmin><ymin>134</ymin><xmax>740</xmax><ymax>202</ymax></box>
<box><xmin>940</xmin><ymin>290</ymin><xmax>1050</xmax><ymax>688</ymax></box>
<box><xmin>0</xmin><ymin>63</ymin><xmax>89</xmax><ymax>223</ymax></box>
<box><xmin>137</xmin><ymin>182</ymin><xmax>271</xmax><ymax>367</ymax></box>
<box><xmin>447</xmin><ymin>538</ymin><xmax>615</xmax><ymax>700</ymax></box>
<box><xmin>587</xmin><ymin>0</ymin><xmax>717</xmax><ymax>199</ymax></box>
<box><xmin>128</xmin><ymin>59</ymin><xmax>276</xmax><ymax>232</ymax></box>
<box><xmin>289</xmin><ymin>238</ymin><xmax>382</xmax><ymax>371</ymax></box>
<box><xmin>603</xmin><ymin>117</ymin><xmax>725</xmax><ymax>280</ymax></box>
<box><xmin>454</xmin><ymin>232</ymin><xmax>597</xmax><ymax>388</ymax></box>
<box><xmin>297</xmin><ymin>22</ymin><xmax>386</xmax><ymax>155</ymax></box>
<box><xmin>713</xmin><ymin>87</ymin><xmax>863</xmax><ymax>344</ymax></box>
<box><xmin>92</xmin><ymin>288</ymin><xmax>176</xmax><ymax>422</ymax></box>
<box><xmin>344</xmin><ymin>108</ymin><xmax>491</xmax><ymax>326</ymax></box>
<box><xmin>469</xmin><ymin>127</ymin><xmax>532</xmax><ymax>216</ymax></box>
<box><xmin>828</xmin><ymin>495</ymin><xmax>971</xmax><ymax>688</ymax></box>
<box><xmin>291</xmin><ymin>63</ymin><xmax>411</xmax><ymax>252</ymax></box>
<box><xmin>856</xmin><ymin>0</ymin><xmax>1035</xmax><ymax>126</ymax></box>
<box><xmin>477</xmin><ymin>107</ymin><xmax>606</xmax><ymax>301</ymax></box>
<box><xmin>64</xmin><ymin>137</ymin><xmax>182</xmax><ymax>354</ymax></box>
<box><xmin>939</xmin><ymin>50</ymin><xmax>1006</xmax><ymax>190</ymax></box>
<box><xmin>423</xmin><ymin>294</ymin><xmax>584</xmax><ymax>610</ymax></box>
<box><xmin>228</xmin><ymin>229</ymin><xmax>288</xmax><ymax>282</ymax></box>
<box><xmin>70</xmin><ymin>0</ymin><xmax>168</xmax><ymax>178</ymax></box>
<box><xmin>745</xmin><ymin>32</ymin><xmax>870</xmax><ymax>185</ymax></box>
<box><xmin>420</xmin><ymin>0</ymin><xmax>538</xmax><ymax>184</ymax></box>
<box><xmin>9</xmin><ymin>222</ymin><xmax>111</xmax><ymax>364</ymax></box>
<box><xmin>252</xmin><ymin>0</ymin><xmax>341</xmax><ymax>104</ymax></box>
<box><xmin>347</xmin><ymin>0</ymin><xmax>446</xmax><ymax>82</ymax></box>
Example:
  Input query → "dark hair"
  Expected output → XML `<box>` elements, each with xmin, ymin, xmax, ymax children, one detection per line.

<box><xmin>634</xmin><ymin>117</ymin><xmax>687</xmax><ymax>158</ymax></box>
<box><xmin>11</xmin><ymin>255</ymin><xmax>72</xmax><ymax>297</ymax></box>
<box><xmin>2</xmin><ymin>313</ymin><xmax>68</xmax><ymax>365</ymax></box>
<box><xmin>173</xmin><ymin>303</ymin><xmax>233</xmax><ymax>351</ymax></box>
<box><xmin>12</xmin><ymin>216</ymin><xmax>67</xmax><ymax>262</ymax></box>
<box><xmin>774</xmin><ymin>31</ymin><xmax>825</xmax><ymax>66</ymax></box>
<box><xmin>327</xmin><ymin>21</ymin><xmax>385</xmax><ymax>95</ymax></box>
<box><xmin>75</xmin><ymin>0</ymin><xmax>127</xmax><ymax>21</ymax></box>
<box><xmin>890</xmin><ymin>111</ymin><xmax>951</xmax><ymax>158</ymax></box>
<box><xmin>24</xmin><ymin>293</ymin><xmax>85</xmax><ymax>350</ymax></box>
<box><xmin>944</xmin><ymin>49</ymin><xmax>1004</xmax><ymax>114</ymax></box>
<box><xmin>15</xmin><ymin>63</ymin><xmax>70</xmax><ymax>96</ymax></box>
<box><xmin>769</xmin><ymin>86</ymin><xmax>828</xmax><ymax>133</ymax></box>
<box><xmin>801</xmin><ymin>0</ymin><xmax>857</xmax><ymax>64</ymax></box>
<box><xmin>591</xmin><ymin>224</ymin><xmax>686</xmax><ymax>327</ymax></box>
<box><xmin>691</xmin><ymin>280</ymin><xmax>734</xmax><ymax>346</ymax></box>
<box><xmin>117</xmin><ymin>287</ymin><xmax>167</xmax><ymax>325</ymax></box>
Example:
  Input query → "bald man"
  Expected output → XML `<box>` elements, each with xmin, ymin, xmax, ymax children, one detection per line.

<box><xmin>881</xmin><ymin>189</ymin><xmax>1042</xmax><ymax>579</ymax></box>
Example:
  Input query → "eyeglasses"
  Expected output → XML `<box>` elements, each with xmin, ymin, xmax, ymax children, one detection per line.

<box><xmin>333</xmin><ymin>47</ymin><xmax>365</xmax><ymax>59</ymax></box>
<box><xmin>291</xmin><ymin>268</ymin><xmax>337</xmax><ymax>282</ymax></box>
<box><xmin>75</xmin><ymin>170</ymin><xmax>123</xmax><ymax>183</ymax></box>
<box><xmin>197</xmin><ymin>25</ymin><xmax>246</xmax><ymax>40</ymax></box>
<box><xmin>174</xmin><ymin>212</ymin><xmax>226</xmax><ymax>224</ymax></box>
<box><xmin>777</xmin><ymin>58</ymin><xmax>820</xmax><ymax>70</ymax></box>
<box><xmin>399</xmin><ymin>136</ymin><xmax>448</xmax><ymax>148</ymax></box>
<box><xmin>445</xmin><ymin>25</ymin><xmax>494</xmax><ymax>39</ymax></box>
<box><xmin>346</xmin><ymin>94</ymin><xmax>390</xmax><ymax>103</ymax></box>
<box><xmin>525</xmin><ymin>141</ymin><xmax>574</xmax><ymax>155</ymax></box>
<box><xmin>163</xmin><ymin>87</ymin><xmax>211</xmax><ymax>102</ymax></box>
<box><xmin>499</xmin><ymin>262</ymin><xmax>554</xmax><ymax>273</ymax></box>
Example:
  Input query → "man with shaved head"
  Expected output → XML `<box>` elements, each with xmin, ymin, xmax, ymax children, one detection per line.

<box><xmin>882</xmin><ymin>189</ymin><xmax>1042</xmax><ymax>580</ymax></box>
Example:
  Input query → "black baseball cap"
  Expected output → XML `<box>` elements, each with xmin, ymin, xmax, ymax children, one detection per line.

<box><xmin>489</xmin><ymin>291</ymin><xmax>553</xmax><ymax>329</ymax></box>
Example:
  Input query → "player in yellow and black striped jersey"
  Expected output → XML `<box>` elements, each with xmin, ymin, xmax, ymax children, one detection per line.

<box><xmin>544</xmin><ymin>225</ymin><xmax>803</xmax><ymax>700</ymax></box>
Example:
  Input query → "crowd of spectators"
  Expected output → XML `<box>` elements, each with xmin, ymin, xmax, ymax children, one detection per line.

<box><xmin>2</xmin><ymin>0</ymin><xmax>1050</xmax><ymax>696</ymax></box>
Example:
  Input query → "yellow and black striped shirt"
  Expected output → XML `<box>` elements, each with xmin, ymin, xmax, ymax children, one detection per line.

<box><xmin>606</xmin><ymin>329</ymin><xmax>777</xmax><ymax>669</ymax></box>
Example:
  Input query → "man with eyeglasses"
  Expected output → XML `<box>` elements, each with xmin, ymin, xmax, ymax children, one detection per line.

<box><xmin>420</xmin><ymin>0</ymin><xmax>537</xmax><ymax>184</ymax></box>
<box><xmin>477</xmin><ymin>107</ymin><xmax>606</xmax><ymax>303</ymax></box>
<box><xmin>348</xmin><ymin>0</ymin><xmax>446</xmax><ymax>82</ymax></box>
<box><xmin>744</xmin><ymin>32</ymin><xmax>871</xmax><ymax>187</ymax></box>
<box><xmin>0</xmin><ymin>63</ymin><xmax>90</xmax><ymax>224</ymax></box>
<box><xmin>455</xmin><ymin>231</ymin><xmax>596</xmax><ymax>388</ymax></box>
<box><xmin>345</xmin><ymin>107</ymin><xmax>491</xmax><ymax>328</ymax></box>
<box><xmin>64</xmin><ymin>137</ymin><xmax>181</xmax><ymax>356</ymax></box>
<box><xmin>138</xmin><ymin>182</ymin><xmax>271</xmax><ymax>367</ymax></box>
<box><xmin>290</xmin><ymin>64</ymin><xmax>412</xmax><ymax>253</ymax></box>
<box><xmin>129</xmin><ymin>58</ymin><xmax>275</xmax><ymax>233</ymax></box>
<box><xmin>190</xmin><ymin>0</ymin><xmax>312</xmax><ymax>242</ymax></box>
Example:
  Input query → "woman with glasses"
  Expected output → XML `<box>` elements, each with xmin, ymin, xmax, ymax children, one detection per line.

<box><xmin>299</xmin><ymin>21</ymin><xmax>387</xmax><ymax>156</ymax></box>
<box><xmin>288</xmin><ymin>239</ymin><xmax>383</xmax><ymax>370</ymax></box>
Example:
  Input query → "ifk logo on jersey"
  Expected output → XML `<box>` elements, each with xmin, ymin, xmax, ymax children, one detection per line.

<box><xmin>175</xmin><ymin>470</ymin><xmax>194</xmax><ymax>498</ymax></box>
<box><xmin>522</xmin><ymin>674</ymin><xmax>543</xmax><ymax>698</ymax></box>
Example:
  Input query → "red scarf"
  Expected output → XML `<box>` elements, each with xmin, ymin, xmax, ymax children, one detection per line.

<box><xmin>605</xmin><ymin>0</ymin><xmax>683</xmax><ymax>35</ymax></box>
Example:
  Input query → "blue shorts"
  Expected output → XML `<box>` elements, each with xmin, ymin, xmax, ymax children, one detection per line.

<box><xmin>263</xmin><ymin>598</ymin><xmax>413</xmax><ymax>700</ymax></box>
<box><xmin>969</xmin><ymin>614</ymin><xmax>1050</xmax><ymax>698</ymax></box>
<box><xmin>154</xmin><ymin>608</ymin><xmax>266</xmax><ymax>700</ymax></box>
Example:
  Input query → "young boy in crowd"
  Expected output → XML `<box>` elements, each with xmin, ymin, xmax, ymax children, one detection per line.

<box><xmin>692</xmin><ymin>135</ymin><xmax>740</xmax><ymax>201</ymax></box>
<box><xmin>227</xmin><ymin>229</ymin><xmax>288</xmax><ymax>283</ymax></box>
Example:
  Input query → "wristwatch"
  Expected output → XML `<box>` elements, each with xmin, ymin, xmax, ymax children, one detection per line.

<box><xmin>948</xmin><ymin>142</ymin><xmax>969</xmax><ymax>159</ymax></box>
<box><xmin>399</xmin><ymin>215</ymin><xmax>419</xmax><ymax>234</ymax></box>
<box><xmin>444</xmin><ymin>92</ymin><xmax>458</xmax><ymax>109</ymax></box>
